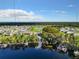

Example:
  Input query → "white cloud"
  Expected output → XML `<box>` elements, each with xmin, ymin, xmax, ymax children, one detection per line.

<box><xmin>55</xmin><ymin>10</ymin><xmax>67</xmax><ymax>14</ymax></box>
<box><xmin>68</xmin><ymin>4</ymin><xmax>75</xmax><ymax>7</ymax></box>
<box><xmin>39</xmin><ymin>10</ymin><xmax>50</xmax><ymax>12</ymax></box>
<box><xmin>0</xmin><ymin>9</ymin><xmax>43</xmax><ymax>21</ymax></box>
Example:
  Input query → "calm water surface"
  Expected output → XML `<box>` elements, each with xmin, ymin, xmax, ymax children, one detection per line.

<box><xmin>0</xmin><ymin>48</ymin><xmax>69</xmax><ymax>59</ymax></box>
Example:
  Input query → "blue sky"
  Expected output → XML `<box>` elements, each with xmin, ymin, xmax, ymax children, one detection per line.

<box><xmin>0</xmin><ymin>0</ymin><xmax>79</xmax><ymax>22</ymax></box>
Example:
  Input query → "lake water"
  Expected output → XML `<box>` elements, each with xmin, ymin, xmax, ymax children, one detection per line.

<box><xmin>0</xmin><ymin>48</ymin><xmax>69</xmax><ymax>59</ymax></box>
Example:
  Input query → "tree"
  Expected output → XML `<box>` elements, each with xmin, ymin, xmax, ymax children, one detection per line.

<box><xmin>42</xmin><ymin>26</ymin><xmax>61</xmax><ymax>44</ymax></box>
<box><xmin>28</xmin><ymin>34</ymin><xmax>38</xmax><ymax>43</ymax></box>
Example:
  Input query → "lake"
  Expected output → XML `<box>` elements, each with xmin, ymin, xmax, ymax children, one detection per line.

<box><xmin>0</xmin><ymin>48</ymin><xmax>69</xmax><ymax>59</ymax></box>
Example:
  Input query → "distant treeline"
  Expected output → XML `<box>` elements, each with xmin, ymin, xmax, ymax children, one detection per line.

<box><xmin>0</xmin><ymin>22</ymin><xmax>79</xmax><ymax>27</ymax></box>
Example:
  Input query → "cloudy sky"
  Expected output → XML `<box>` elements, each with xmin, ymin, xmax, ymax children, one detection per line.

<box><xmin>0</xmin><ymin>0</ymin><xmax>79</xmax><ymax>22</ymax></box>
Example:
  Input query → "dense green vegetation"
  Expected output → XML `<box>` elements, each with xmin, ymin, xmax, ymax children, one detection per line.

<box><xmin>42</xmin><ymin>26</ymin><xmax>61</xmax><ymax>44</ymax></box>
<box><xmin>42</xmin><ymin>25</ymin><xmax>79</xmax><ymax>49</ymax></box>
<box><xmin>0</xmin><ymin>25</ymin><xmax>79</xmax><ymax>49</ymax></box>
<box><xmin>0</xmin><ymin>34</ymin><xmax>38</xmax><ymax>44</ymax></box>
